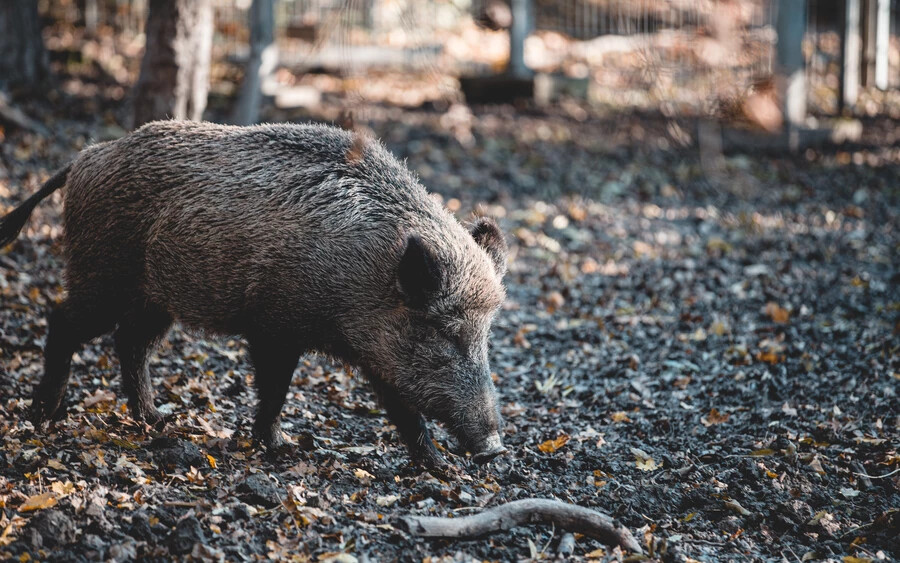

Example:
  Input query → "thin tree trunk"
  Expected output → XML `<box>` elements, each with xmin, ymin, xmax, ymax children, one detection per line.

<box><xmin>0</xmin><ymin>1</ymin><xmax>50</xmax><ymax>93</ymax></box>
<box><xmin>775</xmin><ymin>0</ymin><xmax>806</xmax><ymax>141</ymax></box>
<box><xmin>232</xmin><ymin>0</ymin><xmax>278</xmax><ymax>125</ymax></box>
<box><xmin>840</xmin><ymin>0</ymin><xmax>861</xmax><ymax>110</ymax></box>
<box><xmin>133</xmin><ymin>0</ymin><xmax>214</xmax><ymax>128</ymax></box>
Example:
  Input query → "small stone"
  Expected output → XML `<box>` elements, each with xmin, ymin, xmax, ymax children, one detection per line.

<box><xmin>26</xmin><ymin>509</ymin><xmax>77</xmax><ymax>549</ymax></box>
<box><xmin>86</xmin><ymin>501</ymin><xmax>115</xmax><ymax>534</ymax></box>
<box><xmin>231</xmin><ymin>503</ymin><xmax>253</xmax><ymax>520</ymax></box>
<box><xmin>236</xmin><ymin>473</ymin><xmax>280</xmax><ymax>508</ymax></box>
<box><xmin>108</xmin><ymin>540</ymin><xmax>138</xmax><ymax>562</ymax></box>
<box><xmin>151</xmin><ymin>437</ymin><xmax>206</xmax><ymax>470</ymax></box>
<box><xmin>557</xmin><ymin>532</ymin><xmax>575</xmax><ymax>556</ymax></box>
<box><xmin>167</xmin><ymin>516</ymin><xmax>206</xmax><ymax>555</ymax></box>
<box><xmin>79</xmin><ymin>534</ymin><xmax>106</xmax><ymax>560</ymax></box>
<box><xmin>129</xmin><ymin>512</ymin><xmax>155</xmax><ymax>542</ymax></box>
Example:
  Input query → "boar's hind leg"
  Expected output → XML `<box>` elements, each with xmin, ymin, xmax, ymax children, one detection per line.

<box><xmin>113</xmin><ymin>305</ymin><xmax>172</xmax><ymax>426</ymax></box>
<box><xmin>371</xmin><ymin>380</ymin><xmax>446</xmax><ymax>469</ymax></box>
<box><xmin>248</xmin><ymin>339</ymin><xmax>300</xmax><ymax>452</ymax></box>
<box><xmin>31</xmin><ymin>298</ymin><xmax>116</xmax><ymax>426</ymax></box>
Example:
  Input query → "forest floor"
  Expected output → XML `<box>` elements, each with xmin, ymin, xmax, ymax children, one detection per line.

<box><xmin>0</xmin><ymin>83</ymin><xmax>898</xmax><ymax>562</ymax></box>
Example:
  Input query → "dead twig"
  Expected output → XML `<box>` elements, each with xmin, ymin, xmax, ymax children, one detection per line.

<box><xmin>397</xmin><ymin>498</ymin><xmax>642</xmax><ymax>553</ymax></box>
<box><xmin>852</xmin><ymin>467</ymin><xmax>900</xmax><ymax>480</ymax></box>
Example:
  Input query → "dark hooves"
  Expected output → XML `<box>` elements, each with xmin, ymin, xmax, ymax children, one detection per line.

<box><xmin>253</xmin><ymin>428</ymin><xmax>298</xmax><ymax>460</ymax></box>
<box><xmin>264</xmin><ymin>441</ymin><xmax>297</xmax><ymax>461</ymax></box>
<box><xmin>134</xmin><ymin>408</ymin><xmax>168</xmax><ymax>429</ymax></box>
<box><xmin>29</xmin><ymin>397</ymin><xmax>67</xmax><ymax>428</ymax></box>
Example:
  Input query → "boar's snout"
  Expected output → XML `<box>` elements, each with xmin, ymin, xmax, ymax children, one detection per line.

<box><xmin>470</xmin><ymin>432</ymin><xmax>507</xmax><ymax>464</ymax></box>
<box><xmin>450</xmin><ymin>381</ymin><xmax>506</xmax><ymax>464</ymax></box>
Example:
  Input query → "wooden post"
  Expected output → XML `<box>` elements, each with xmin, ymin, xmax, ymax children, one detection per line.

<box><xmin>133</xmin><ymin>0</ymin><xmax>214</xmax><ymax>127</ymax></box>
<box><xmin>85</xmin><ymin>0</ymin><xmax>99</xmax><ymax>34</ymax></box>
<box><xmin>776</xmin><ymin>0</ymin><xmax>806</xmax><ymax>137</ymax></box>
<box><xmin>861</xmin><ymin>0</ymin><xmax>876</xmax><ymax>87</ymax></box>
<box><xmin>874</xmin><ymin>0</ymin><xmax>889</xmax><ymax>90</ymax></box>
<box><xmin>840</xmin><ymin>0</ymin><xmax>860</xmax><ymax>110</ymax></box>
<box><xmin>508</xmin><ymin>0</ymin><xmax>533</xmax><ymax>78</ymax></box>
<box><xmin>0</xmin><ymin>1</ymin><xmax>50</xmax><ymax>92</ymax></box>
<box><xmin>232</xmin><ymin>0</ymin><xmax>278</xmax><ymax>125</ymax></box>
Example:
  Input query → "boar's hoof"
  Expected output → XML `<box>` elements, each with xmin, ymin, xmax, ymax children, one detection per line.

<box><xmin>254</xmin><ymin>428</ymin><xmax>296</xmax><ymax>459</ymax></box>
<box><xmin>471</xmin><ymin>433</ymin><xmax>508</xmax><ymax>464</ymax></box>
<box><xmin>134</xmin><ymin>408</ymin><xmax>167</xmax><ymax>429</ymax></box>
<box><xmin>263</xmin><ymin>442</ymin><xmax>297</xmax><ymax>461</ymax></box>
<box><xmin>29</xmin><ymin>397</ymin><xmax>67</xmax><ymax>429</ymax></box>
<box><xmin>413</xmin><ymin>449</ymin><xmax>448</xmax><ymax>471</ymax></box>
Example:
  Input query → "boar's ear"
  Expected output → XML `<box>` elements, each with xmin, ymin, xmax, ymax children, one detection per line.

<box><xmin>470</xmin><ymin>217</ymin><xmax>508</xmax><ymax>278</ymax></box>
<box><xmin>398</xmin><ymin>234</ymin><xmax>442</xmax><ymax>308</ymax></box>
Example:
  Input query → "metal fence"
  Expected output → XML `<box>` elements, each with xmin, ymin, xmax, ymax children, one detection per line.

<box><xmin>39</xmin><ymin>0</ymin><xmax>900</xmax><ymax>115</ymax></box>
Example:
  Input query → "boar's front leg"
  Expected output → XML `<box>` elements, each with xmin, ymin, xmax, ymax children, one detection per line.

<box><xmin>248</xmin><ymin>338</ymin><xmax>300</xmax><ymax>452</ymax></box>
<box><xmin>113</xmin><ymin>305</ymin><xmax>172</xmax><ymax>426</ymax></box>
<box><xmin>371</xmin><ymin>379</ymin><xmax>446</xmax><ymax>469</ymax></box>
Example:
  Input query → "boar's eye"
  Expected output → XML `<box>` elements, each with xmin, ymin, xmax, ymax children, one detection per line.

<box><xmin>397</xmin><ymin>234</ymin><xmax>441</xmax><ymax>309</ymax></box>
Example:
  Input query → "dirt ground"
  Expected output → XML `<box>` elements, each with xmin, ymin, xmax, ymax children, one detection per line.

<box><xmin>0</xmin><ymin>85</ymin><xmax>898</xmax><ymax>563</ymax></box>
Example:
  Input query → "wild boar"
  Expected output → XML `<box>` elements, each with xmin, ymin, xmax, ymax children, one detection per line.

<box><xmin>0</xmin><ymin>121</ymin><xmax>509</xmax><ymax>466</ymax></box>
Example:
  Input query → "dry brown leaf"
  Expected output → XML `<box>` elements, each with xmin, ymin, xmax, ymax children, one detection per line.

<box><xmin>83</xmin><ymin>388</ymin><xmax>117</xmax><ymax>408</ymax></box>
<box><xmin>765</xmin><ymin>302</ymin><xmax>790</xmax><ymax>324</ymax></box>
<box><xmin>538</xmin><ymin>434</ymin><xmax>570</xmax><ymax>453</ymax></box>
<box><xmin>702</xmin><ymin>408</ymin><xmax>730</xmax><ymax>426</ymax></box>
<box><xmin>610</xmin><ymin>411</ymin><xmax>631</xmax><ymax>423</ymax></box>
<box><xmin>19</xmin><ymin>492</ymin><xmax>57</xmax><ymax>512</ymax></box>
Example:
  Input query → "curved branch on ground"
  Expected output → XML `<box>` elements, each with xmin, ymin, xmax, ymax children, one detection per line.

<box><xmin>398</xmin><ymin>498</ymin><xmax>643</xmax><ymax>553</ymax></box>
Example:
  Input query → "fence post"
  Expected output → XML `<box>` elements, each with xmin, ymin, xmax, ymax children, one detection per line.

<box><xmin>509</xmin><ymin>0</ymin><xmax>533</xmax><ymax>78</ymax></box>
<box><xmin>776</xmin><ymin>0</ymin><xmax>806</xmax><ymax>135</ymax></box>
<box><xmin>874</xmin><ymin>0</ymin><xmax>889</xmax><ymax>90</ymax></box>
<box><xmin>840</xmin><ymin>0</ymin><xmax>861</xmax><ymax>110</ymax></box>
<box><xmin>232</xmin><ymin>0</ymin><xmax>278</xmax><ymax>125</ymax></box>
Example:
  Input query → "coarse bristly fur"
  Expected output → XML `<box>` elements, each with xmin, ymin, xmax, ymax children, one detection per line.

<box><xmin>1</xmin><ymin>120</ymin><xmax>509</xmax><ymax>467</ymax></box>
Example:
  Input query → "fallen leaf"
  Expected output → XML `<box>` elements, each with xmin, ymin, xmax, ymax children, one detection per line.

<box><xmin>46</xmin><ymin>459</ymin><xmax>66</xmax><ymax>471</ymax></box>
<box><xmin>610</xmin><ymin>411</ymin><xmax>631</xmax><ymax>423</ymax></box>
<box><xmin>375</xmin><ymin>495</ymin><xmax>399</xmax><ymax>507</ymax></box>
<box><xmin>50</xmin><ymin>481</ymin><xmax>75</xmax><ymax>497</ymax></box>
<box><xmin>724</xmin><ymin>499</ymin><xmax>751</xmax><ymax>515</ymax></box>
<box><xmin>83</xmin><ymin>388</ymin><xmax>117</xmax><ymax>408</ymax></box>
<box><xmin>701</xmin><ymin>408</ymin><xmax>730</xmax><ymax>426</ymax></box>
<box><xmin>19</xmin><ymin>493</ymin><xmax>57</xmax><ymax>512</ymax></box>
<box><xmin>631</xmin><ymin>447</ymin><xmax>659</xmax><ymax>471</ymax></box>
<box><xmin>538</xmin><ymin>434</ymin><xmax>570</xmax><ymax>453</ymax></box>
<box><xmin>839</xmin><ymin>488</ymin><xmax>860</xmax><ymax>499</ymax></box>
<box><xmin>765</xmin><ymin>302</ymin><xmax>790</xmax><ymax>323</ymax></box>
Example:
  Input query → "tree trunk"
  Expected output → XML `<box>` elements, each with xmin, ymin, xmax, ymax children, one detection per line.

<box><xmin>231</xmin><ymin>0</ymin><xmax>277</xmax><ymax>125</ymax></box>
<box><xmin>775</xmin><ymin>0</ymin><xmax>806</xmax><ymax>141</ymax></box>
<box><xmin>840</xmin><ymin>0</ymin><xmax>861</xmax><ymax>111</ymax></box>
<box><xmin>133</xmin><ymin>0</ymin><xmax>213</xmax><ymax>128</ymax></box>
<box><xmin>0</xmin><ymin>1</ymin><xmax>50</xmax><ymax>93</ymax></box>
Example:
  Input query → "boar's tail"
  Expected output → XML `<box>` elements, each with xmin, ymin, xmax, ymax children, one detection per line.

<box><xmin>0</xmin><ymin>164</ymin><xmax>71</xmax><ymax>248</ymax></box>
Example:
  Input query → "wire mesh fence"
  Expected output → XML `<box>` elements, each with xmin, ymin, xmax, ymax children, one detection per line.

<box><xmin>37</xmin><ymin>0</ymin><xmax>900</xmax><ymax>117</ymax></box>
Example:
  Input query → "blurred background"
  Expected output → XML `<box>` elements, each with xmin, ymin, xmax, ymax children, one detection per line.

<box><xmin>1</xmin><ymin>3</ymin><xmax>898</xmax><ymax>560</ymax></box>
<box><xmin>1</xmin><ymin>0</ymin><xmax>897</xmax><ymax>204</ymax></box>
<box><xmin>25</xmin><ymin>0</ymin><xmax>900</xmax><ymax>117</ymax></box>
